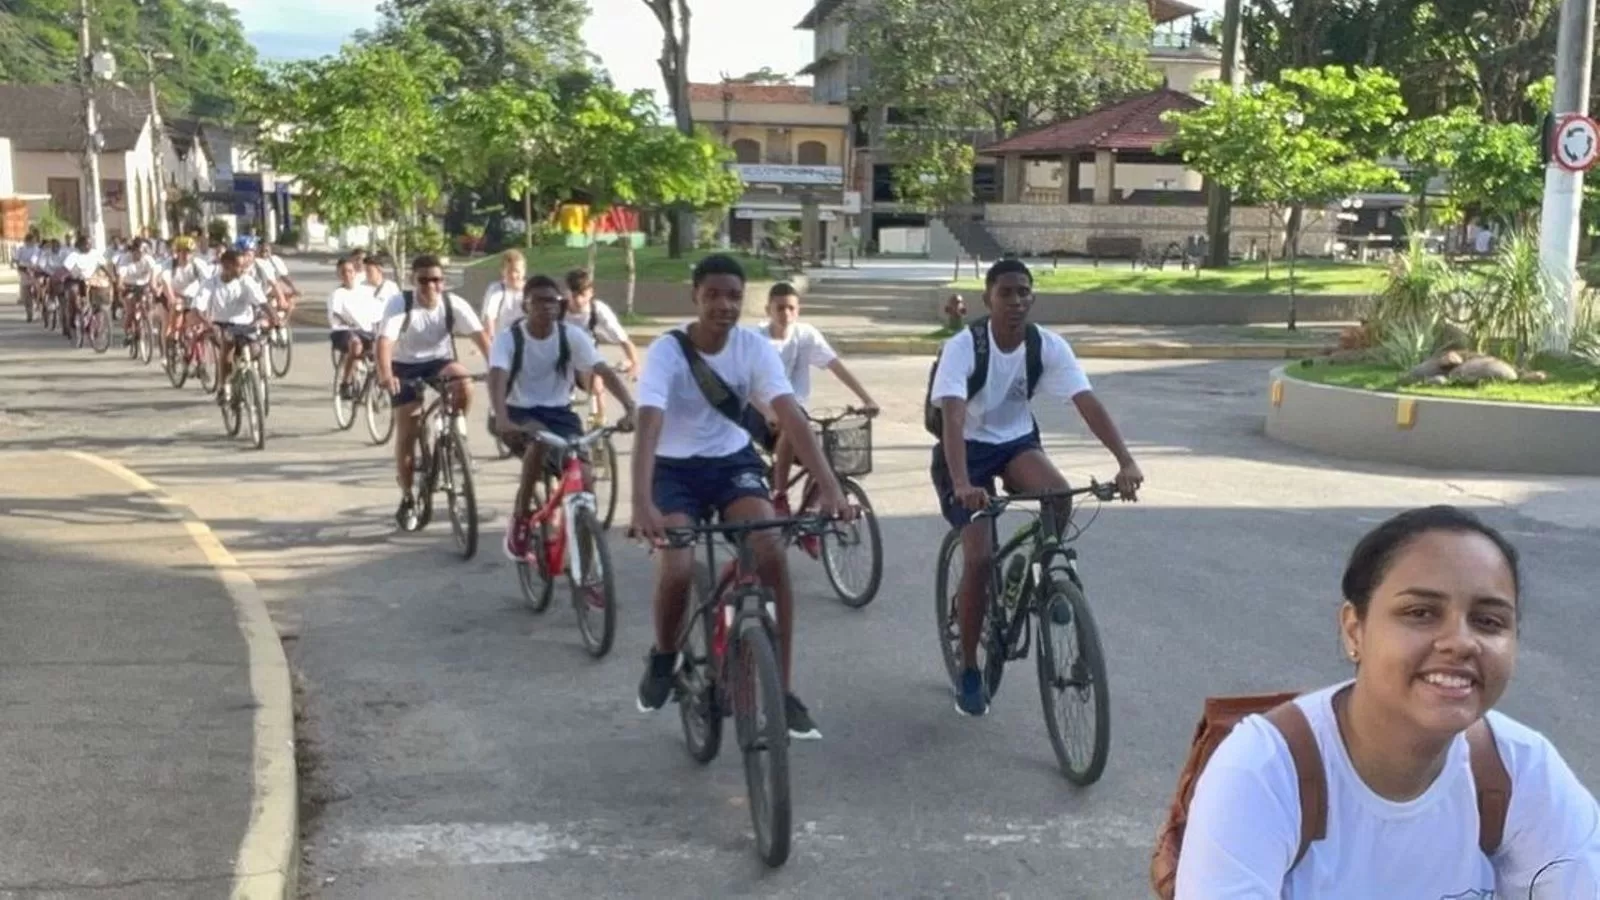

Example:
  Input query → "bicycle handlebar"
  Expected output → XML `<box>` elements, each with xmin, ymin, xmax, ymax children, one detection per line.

<box><xmin>656</xmin><ymin>514</ymin><xmax>843</xmax><ymax>550</ymax></box>
<box><xmin>512</xmin><ymin>422</ymin><xmax>631</xmax><ymax>449</ymax></box>
<box><xmin>968</xmin><ymin>479</ymin><xmax>1132</xmax><ymax>521</ymax></box>
<box><xmin>806</xmin><ymin>405</ymin><xmax>879</xmax><ymax>427</ymax></box>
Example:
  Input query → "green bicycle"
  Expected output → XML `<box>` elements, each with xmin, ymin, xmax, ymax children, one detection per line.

<box><xmin>934</xmin><ymin>482</ymin><xmax>1126</xmax><ymax>785</ymax></box>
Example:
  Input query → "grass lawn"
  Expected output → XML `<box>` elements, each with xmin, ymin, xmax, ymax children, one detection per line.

<box><xmin>951</xmin><ymin>260</ymin><xmax>1386</xmax><ymax>295</ymax></box>
<box><xmin>1289</xmin><ymin>355</ymin><xmax>1600</xmax><ymax>406</ymax></box>
<box><xmin>463</xmin><ymin>244</ymin><xmax>773</xmax><ymax>282</ymax></box>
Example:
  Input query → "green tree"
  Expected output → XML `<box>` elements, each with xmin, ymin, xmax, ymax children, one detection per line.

<box><xmin>1164</xmin><ymin>66</ymin><xmax>1405</xmax><ymax>326</ymax></box>
<box><xmin>367</xmin><ymin>0</ymin><xmax>589</xmax><ymax>92</ymax></box>
<box><xmin>730</xmin><ymin>66</ymin><xmax>790</xmax><ymax>84</ymax></box>
<box><xmin>887</xmin><ymin>132</ymin><xmax>976</xmax><ymax>277</ymax></box>
<box><xmin>234</xmin><ymin>36</ymin><xmax>457</xmax><ymax>265</ymax></box>
<box><xmin>1</xmin><ymin>0</ymin><xmax>257</xmax><ymax>119</ymax></box>
<box><xmin>443</xmin><ymin>83</ymin><xmax>564</xmax><ymax>245</ymax></box>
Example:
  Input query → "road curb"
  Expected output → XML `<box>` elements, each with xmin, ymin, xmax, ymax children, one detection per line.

<box><xmin>66</xmin><ymin>451</ymin><xmax>299</xmax><ymax>900</ymax></box>
<box><xmin>288</xmin><ymin>308</ymin><xmax>1333</xmax><ymax>361</ymax></box>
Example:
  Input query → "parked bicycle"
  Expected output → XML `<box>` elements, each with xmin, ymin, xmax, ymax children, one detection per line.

<box><xmin>933</xmin><ymin>481</ymin><xmax>1125</xmax><ymax>785</ymax></box>
<box><xmin>659</xmin><ymin>513</ymin><xmax>842</xmax><ymax>869</ymax></box>
<box><xmin>766</xmin><ymin>407</ymin><xmax>883</xmax><ymax>608</ymax></box>
<box><xmin>331</xmin><ymin>342</ymin><xmax>394</xmax><ymax>445</ymax></box>
<box><xmin>398</xmin><ymin>373</ymin><xmax>484</xmax><ymax>560</ymax></box>
<box><xmin>511</xmin><ymin>423</ymin><xmax>628</xmax><ymax>657</ymax></box>
<box><xmin>217</xmin><ymin>329</ymin><xmax>269</xmax><ymax>451</ymax></box>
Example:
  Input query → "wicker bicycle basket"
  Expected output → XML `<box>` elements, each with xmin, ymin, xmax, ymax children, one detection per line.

<box><xmin>817</xmin><ymin>416</ymin><xmax>873</xmax><ymax>477</ymax></box>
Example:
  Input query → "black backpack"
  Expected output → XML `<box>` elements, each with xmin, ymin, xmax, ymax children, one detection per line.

<box><xmin>400</xmin><ymin>289</ymin><xmax>458</xmax><ymax>361</ymax></box>
<box><xmin>923</xmin><ymin>317</ymin><xmax>1043</xmax><ymax>438</ymax></box>
<box><xmin>668</xmin><ymin>329</ymin><xmax>776</xmax><ymax>452</ymax></box>
<box><xmin>507</xmin><ymin>318</ymin><xmax>573</xmax><ymax>382</ymax></box>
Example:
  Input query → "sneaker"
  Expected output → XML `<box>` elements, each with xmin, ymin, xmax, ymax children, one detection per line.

<box><xmin>503</xmin><ymin>517</ymin><xmax>532</xmax><ymax>561</ymax></box>
<box><xmin>636</xmin><ymin>650</ymin><xmax>680</xmax><ymax>712</ymax></box>
<box><xmin>772</xmin><ymin>492</ymin><xmax>791</xmax><ymax>516</ymax></box>
<box><xmin>395</xmin><ymin>494</ymin><xmax>417</xmax><ymax>531</ymax></box>
<box><xmin>955</xmin><ymin>667</ymin><xmax>988</xmax><ymax>717</ymax></box>
<box><xmin>785</xmin><ymin>693</ymin><xmax>822</xmax><ymax>741</ymax></box>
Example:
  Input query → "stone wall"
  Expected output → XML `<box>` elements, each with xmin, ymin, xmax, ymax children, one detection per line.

<box><xmin>983</xmin><ymin>203</ymin><xmax>1339</xmax><ymax>257</ymax></box>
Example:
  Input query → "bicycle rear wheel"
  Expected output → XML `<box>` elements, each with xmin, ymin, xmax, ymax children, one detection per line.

<box><xmin>567</xmin><ymin>506</ymin><xmax>616</xmax><ymax>658</ymax></box>
<box><xmin>1036</xmin><ymin>573</ymin><xmax>1111</xmax><ymax>786</ymax></box>
<box><xmin>732</xmin><ymin>613</ymin><xmax>790</xmax><ymax>868</ymax></box>
<box><xmin>333</xmin><ymin>371</ymin><xmax>357</xmax><ymax>430</ymax></box>
<box><xmin>678</xmin><ymin>563</ymin><xmax>722</xmax><ymax>764</ymax></box>
<box><xmin>221</xmin><ymin>377</ymin><xmax>242</xmax><ymax>438</ymax></box>
<box><xmin>820</xmin><ymin>478</ymin><xmax>883</xmax><ymax>608</ymax></box>
<box><xmin>440</xmin><ymin>436</ymin><xmax>478</xmax><ymax>559</ymax></box>
<box><xmin>165</xmin><ymin>337</ymin><xmax>189</xmax><ymax>388</ymax></box>
<box><xmin>934</xmin><ymin>528</ymin><xmax>1007</xmax><ymax>700</ymax></box>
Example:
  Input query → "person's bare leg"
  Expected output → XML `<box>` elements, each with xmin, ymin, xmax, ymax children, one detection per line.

<box><xmin>652</xmin><ymin>512</ymin><xmax>695</xmax><ymax>653</ymax></box>
<box><xmin>1001</xmin><ymin>449</ymin><xmax>1071</xmax><ymax>537</ymax></box>
<box><xmin>958</xmin><ymin>522</ymin><xmax>994</xmax><ymax>669</ymax></box>
<box><xmin>394</xmin><ymin>402</ymin><xmax>420</xmax><ymax>495</ymax></box>
<box><xmin>772</xmin><ymin>431</ymin><xmax>795</xmax><ymax>500</ymax></box>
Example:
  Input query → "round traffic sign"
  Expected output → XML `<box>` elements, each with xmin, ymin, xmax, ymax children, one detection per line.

<box><xmin>1552</xmin><ymin>114</ymin><xmax>1600</xmax><ymax>172</ymax></box>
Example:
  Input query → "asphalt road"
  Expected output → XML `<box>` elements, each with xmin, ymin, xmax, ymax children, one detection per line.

<box><xmin>3</xmin><ymin>272</ymin><xmax>1599</xmax><ymax>899</ymax></box>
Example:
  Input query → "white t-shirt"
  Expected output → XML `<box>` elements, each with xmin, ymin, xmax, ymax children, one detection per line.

<box><xmin>378</xmin><ymin>292</ymin><xmax>483</xmax><ymax>364</ymax></box>
<box><xmin>328</xmin><ymin>285</ymin><xmax>384</xmax><ymax>333</ymax></box>
<box><xmin>61</xmin><ymin>250</ymin><xmax>102</xmax><ymax>280</ymax></box>
<box><xmin>164</xmin><ymin>258</ymin><xmax>212</xmax><ymax>298</ymax></box>
<box><xmin>17</xmin><ymin>245</ymin><xmax>38</xmax><ymax>268</ymax></box>
<box><xmin>638</xmin><ymin>324</ymin><xmax>793</xmax><ymax>459</ymax></box>
<box><xmin>479</xmin><ymin>281</ymin><xmax>520</xmax><ymax>329</ymax></box>
<box><xmin>490</xmin><ymin>321</ymin><xmax>601</xmax><ymax>409</ymax></box>
<box><xmin>566</xmin><ymin>299</ymin><xmax>630</xmax><ymax>345</ymax></box>
<box><xmin>247</xmin><ymin>258</ymin><xmax>279</xmax><ymax>291</ymax></box>
<box><xmin>369</xmin><ymin>279</ymin><xmax>402</xmax><ymax>306</ymax></box>
<box><xmin>761</xmin><ymin>321</ymin><xmax>837</xmax><ymax>407</ymax></box>
<box><xmin>117</xmin><ymin>255</ymin><xmax>158</xmax><ymax>287</ymax></box>
<box><xmin>193</xmin><ymin>275</ymin><xmax>269</xmax><ymax>325</ymax></box>
<box><xmin>929</xmin><ymin>325</ymin><xmax>1092</xmax><ymax>444</ymax></box>
<box><xmin>1176</xmin><ymin>681</ymin><xmax>1600</xmax><ymax>899</ymax></box>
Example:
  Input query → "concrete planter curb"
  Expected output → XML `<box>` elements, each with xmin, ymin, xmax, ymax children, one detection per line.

<box><xmin>928</xmin><ymin>287</ymin><xmax>1367</xmax><ymax>327</ymax></box>
<box><xmin>1265</xmin><ymin>364</ymin><xmax>1600</xmax><ymax>475</ymax></box>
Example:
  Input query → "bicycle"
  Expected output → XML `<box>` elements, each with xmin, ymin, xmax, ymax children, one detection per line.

<box><xmin>121</xmin><ymin>287</ymin><xmax>158</xmax><ymax>365</ymax></box>
<box><xmin>264</xmin><ymin>301</ymin><xmax>293</xmax><ymax>377</ymax></box>
<box><xmin>510</xmin><ymin>423</ymin><xmax>627</xmax><ymax>657</ymax></box>
<box><xmin>332</xmin><ymin>342</ymin><xmax>394</xmax><ymax>445</ymax></box>
<box><xmin>72</xmin><ymin>287</ymin><xmax>112</xmax><ymax>354</ymax></box>
<box><xmin>164</xmin><ymin>318</ymin><xmax>219</xmax><ymax>394</ymax></box>
<box><xmin>398</xmin><ymin>373</ymin><xmax>484</xmax><ymax>560</ymax></box>
<box><xmin>657</xmin><ymin>513</ymin><xmax>841</xmax><ymax>869</ymax></box>
<box><xmin>766</xmin><ymin>407</ymin><xmax>883</xmax><ymax>608</ymax></box>
<box><xmin>933</xmin><ymin>482</ymin><xmax>1126</xmax><ymax>785</ymax></box>
<box><xmin>217</xmin><ymin>328</ymin><xmax>268</xmax><ymax>451</ymax></box>
<box><xmin>489</xmin><ymin>388</ymin><xmax>623</xmax><ymax>533</ymax></box>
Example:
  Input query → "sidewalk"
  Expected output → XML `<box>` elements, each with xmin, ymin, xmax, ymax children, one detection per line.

<box><xmin>0</xmin><ymin>451</ymin><xmax>295</xmax><ymax>899</ymax></box>
<box><xmin>288</xmin><ymin>306</ymin><xmax>1340</xmax><ymax>360</ymax></box>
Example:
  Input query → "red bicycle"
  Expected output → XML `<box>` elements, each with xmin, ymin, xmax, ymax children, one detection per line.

<box><xmin>164</xmin><ymin>318</ymin><xmax>219</xmax><ymax>393</ymax></box>
<box><xmin>511</xmin><ymin>423</ymin><xmax>628</xmax><ymax>658</ymax></box>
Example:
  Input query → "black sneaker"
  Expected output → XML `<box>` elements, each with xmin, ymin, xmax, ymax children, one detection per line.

<box><xmin>785</xmin><ymin>693</ymin><xmax>821</xmax><ymax>741</ymax></box>
<box><xmin>395</xmin><ymin>494</ymin><xmax>417</xmax><ymax>531</ymax></box>
<box><xmin>636</xmin><ymin>650</ymin><xmax>679</xmax><ymax>712</ymax></box>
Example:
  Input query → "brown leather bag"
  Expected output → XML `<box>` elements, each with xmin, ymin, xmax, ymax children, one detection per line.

<box><xmin>1149</xmin><ymin>692</ymin><xmax>1513</xmax><ymax>900</ymax></box>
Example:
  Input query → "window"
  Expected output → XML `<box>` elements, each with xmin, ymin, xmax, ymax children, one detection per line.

<box><xmin>732</xmin><ymin>139</ymin><xmax>761</xmax><ymax>164</ymax></box>
<box><xmin>797</xmin><ymin>141</ymin><xmax>829</xmax><ymax>165</ymax></box>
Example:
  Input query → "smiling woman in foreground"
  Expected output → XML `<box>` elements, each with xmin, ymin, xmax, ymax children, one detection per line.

<box><xmin>1176</xmin><ymin>506</ymin><xmax>1600</xmax><ymax>898</ymax></box>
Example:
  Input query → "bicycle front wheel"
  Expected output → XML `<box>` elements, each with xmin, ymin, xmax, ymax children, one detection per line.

<box><xmin>363</xmin><ymin>374</ymin><xmax>394</xmax><ymax>445</ymax></box>
<box><xmin>246</xmin><ymin>371</ymin><xmax>267</xmax><ymax>450</ymax></box>
<box><xmin>820</xmin><ymin>478</ymin><xmax>883</xmax><ymax>608</ymax></box>
<box><xmin>678</xmin><ymin>562</ymin><xmax>722</xmax><ymax>764</ymax></box>
<box><xmin>567</xmin><ymin>506</ymin><xmax>616</xmax><ymax>658</ymax></box>
<box><xmin>1036</xmin><ymin>573</ymin><xmax>1110</xmax><ymax>786</ymax></box>
<box><xmin>269</xmin><ymin>323</ymin><xmax>293</xmax><ymax>377</ymax></box>
<box><xmin>221</xmin><ymin>377</ymin><xmax>242</xmax><ymax>438</ymax></box>
<box><xmin>89</xmin><ymin>308</ymin><xmax>110</xmax><ymax>353</ymax></box>
<box><xmin>440</xmin><ymin>436</ymin><xmax>478</xmax><ymax>559</ymax></box>
<box><xmin>732</xmin><ymin>613</ymin><xmax>790</xmax><ymax>868</ymax></box>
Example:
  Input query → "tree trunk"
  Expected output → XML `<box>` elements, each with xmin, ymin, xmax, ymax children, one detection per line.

<box><xmin>523</xmin><ymin>192</ymin><xmax>533</xmax><ymax>248</ymax></box>
<box><xmin>1282</xmin><ymin>205</ymin><xmax>1304</xmax><ymax>259</ymax></box>
<box><xmin>624</xmin><ymin>235</ymin><xmax>637</xmax><ymax>317</ymax></box>
<box><xmin>1287</xmin><ymin>223</ymin><xmax>1303</xmax><ymax>331</ymax></box>
<box><xmin>647</xmin><ymin>0</ymin><xmax>696</xmax><ymax>258</ymax></box>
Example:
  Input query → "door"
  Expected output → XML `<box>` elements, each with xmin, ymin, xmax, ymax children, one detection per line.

<box><xmin>48</xmin><ymin>178</ymin><xmax>82</xmax><ymax>230</ymax></box>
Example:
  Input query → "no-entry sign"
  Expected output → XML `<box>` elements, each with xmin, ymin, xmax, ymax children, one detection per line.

<box><xmin>1552</xmin><ymin>114</ymin><xmax>1600</xmax><ymax>172</ymax></box>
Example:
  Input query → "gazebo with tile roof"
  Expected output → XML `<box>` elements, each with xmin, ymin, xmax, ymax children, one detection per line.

<box><xmin>980</xmin><ymin>88</ymin><xmax>1204</xmax><ymax>206</ymax></box>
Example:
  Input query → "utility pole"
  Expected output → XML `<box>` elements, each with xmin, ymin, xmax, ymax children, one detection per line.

<box><xmin>77</xmin><ymin>0</ymin><xmax>107</xmax><ymax>250</ymax></box>
<box><xmin>139</xmin><ymin>47</ymin><xmax>174</xmax><ymax>241</ymax></box>
<box><xmin>1203</xmin><ymin>0</ymin><xmax>1242</xmax><ymax>268</ymax></box>
<box><xmin>1536</xmin><ymin>0</ymin><xmax>1597</xmax><ymax>351</ymax></box>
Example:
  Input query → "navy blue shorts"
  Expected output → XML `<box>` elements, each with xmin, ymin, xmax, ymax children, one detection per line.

<box><xmin>653</xmin><ymin>445</ymin><xmax>770</xmax><ymax>520</ymax></box>
<box><xmin>391</xmin><ymin>359</ymin><xmax>450</xmax><ymax>407</ymax></box>
<box><xmin>507</xmin><ymin>405</ymin><xmax>585</xmax><ymax>464</ymax></box>
<box><xmin>930</xmin><ymin>430</ymin><xmax>1044</xmax><ymax>528</ymax></box>
<box><xmin>218</xmin><ymin>322</ymin><xmax>261</xmax><ymax>347</ymax></box>
<box><xmin>330</xmin><ymin>330</ymin><xmax>374</xmax><ymax>352</ymax></box>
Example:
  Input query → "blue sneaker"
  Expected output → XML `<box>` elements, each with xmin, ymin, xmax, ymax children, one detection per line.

<box><xmin>955</xmin><ymin>667</ymin><xmax>988</xmax><ymax>717</ymax></box>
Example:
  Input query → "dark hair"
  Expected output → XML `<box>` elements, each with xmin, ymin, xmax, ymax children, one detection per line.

<box><xmin>410</xmin><ymin>253</ymin><xmax>442</xmax><ymax>272</ymax></box>
<box><xmin>565</xmin><ymin>268</ymin><xmax>593</xmax><ymax>295</ymax></box>
<box><xmin>984</xmin><ymin>257</ymin><xmax>1032</xmax><ymax>289</ymax></box>
<box><xmin>692</xmin><ymin>253</ymin><xmax>746</xmax><ymax>287</ymax></box>
<box><xmin>769</xmin><ymin>281</ymin><xmax>800</xmax><ymax>299</ymax></box>
<box><xmin>219</xmin><ymin>249</ymin><xmax>241</xmax><ymax>266</ymax></box>
<box><xmin>524</xmin><ymin>273</ymin><xmax>562</xmax><ymax>296</ymax></box>
<box><xmin>1341</xmin><ymin>505</ymin><xmax>1521</xmax><ymax>616</ymax></box>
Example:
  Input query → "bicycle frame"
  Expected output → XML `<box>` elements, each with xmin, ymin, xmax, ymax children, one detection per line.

<box><xmin>523</xmin><ymin>443</ymin><xmax>594</xmax><ymax>581</ymax></box>
<box><xmin>684</xmin><ymin>532</ymin><xmax>775</xmax><ymax>686</ymax></box>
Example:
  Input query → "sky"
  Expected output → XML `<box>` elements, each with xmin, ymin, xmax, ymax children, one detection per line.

<box><xmin>227</xmin><ymin>0</ymin><xmax>1225</xmax><ymax>102</ymax></box>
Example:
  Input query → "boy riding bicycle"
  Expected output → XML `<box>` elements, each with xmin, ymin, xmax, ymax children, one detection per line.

<box><xmin>489</xmin><ymin>274</ymin><xmax>638</xmax><ymax>560</ymax></box>
<box><xmin>753</xmin><ymin>282</ymin><xmax>880</xmax><ymax>511</ymax></box>
<box><xmin>187</xmin><ymin>250</ymin><xmax>271</xmax><ymax>403</ymax></box>
<box><xmin>328</xmin><ymin>257</ymin><xmax>384</xmax><ymax>396</ymax></box>
<box><xmin>629</xmin><ymin>254</ymin><xmax>849</xmax><ymax>741</ymax></box>
<box><xmin>929</xmin><ymin>258</ymin><xmax>1143</xmax><ymax>718</ymax></box>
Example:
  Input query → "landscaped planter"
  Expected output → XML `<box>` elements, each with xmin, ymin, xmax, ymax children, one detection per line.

<box><xmin>927</xmin><ymin>290</ymin><xmax>1367</xmax><ymax>326</ymax></box>
<box><xmin>1265</xmin><ymin>365</ymin><xmax>1600</xmax><ymax>475</ymax></box>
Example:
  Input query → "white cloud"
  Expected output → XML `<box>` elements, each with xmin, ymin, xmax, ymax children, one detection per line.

<box><xmin>225</xmin><ymin>0</ymin><xmax>380</xmax><ymax>35</ymax></box>
<box><xmin>581</xmin><ymin>0</ymin><xmax>815</xmax><ymax>99</ymax></box>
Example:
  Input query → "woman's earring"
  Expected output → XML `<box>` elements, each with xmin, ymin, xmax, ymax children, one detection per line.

<box><xmin>1348</xmin><ymin>649</ymin><xmax>1359</xmax><ymax>663</ymax></box>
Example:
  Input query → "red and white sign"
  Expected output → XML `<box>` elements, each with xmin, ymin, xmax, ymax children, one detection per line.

<box><xmin>1552</xmin><ymin>114</ymin><xmax>1600</xmax><ymax>173</ymax></box>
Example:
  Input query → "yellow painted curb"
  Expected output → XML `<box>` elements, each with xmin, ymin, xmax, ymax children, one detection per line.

<box><xmin>66</xmin><ymin>452</ymin><xmax>298</xmax><ymax>900</ymax></box>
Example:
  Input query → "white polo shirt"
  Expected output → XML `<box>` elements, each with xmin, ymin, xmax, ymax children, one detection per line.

<box><xmin>637</xmin><ymin>324</ymin><xmax>792</xmax><ymax>459</ymax></box>
<box><xmin>929</xmin><ymin>325</ymin><xmax>1092</xmax><ymax>444</ymax></box>
<box><xmin>378</xmin><ymin>292</ymin><xmax>482</xmax><ymax>364</ymax></box>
